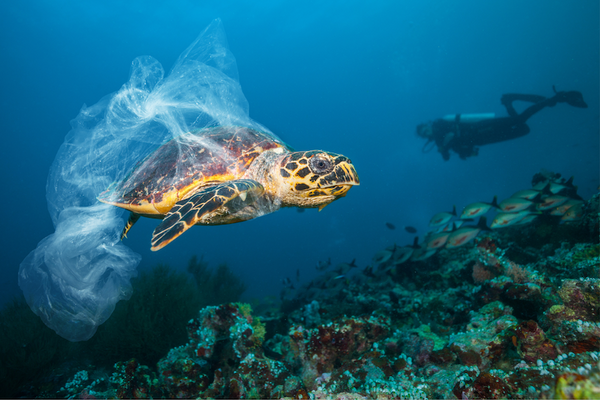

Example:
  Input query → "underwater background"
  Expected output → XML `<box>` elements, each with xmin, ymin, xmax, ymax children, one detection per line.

<box><xmin>0</xmin><ymin>0</ymin><xmax>599</xmax><ymax>398</ymax></box>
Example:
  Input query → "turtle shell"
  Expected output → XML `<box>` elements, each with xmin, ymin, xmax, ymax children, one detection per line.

<box><xmin>98</xmin><ymin>126</ymin><xmax>290</xmax><ymax>215</ymax></box>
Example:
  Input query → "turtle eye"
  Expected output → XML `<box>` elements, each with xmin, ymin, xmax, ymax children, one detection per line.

<box><xmin>309</xmin><ymin>156</ymin><xmax>333</xmax><ymax>175</ymax></box>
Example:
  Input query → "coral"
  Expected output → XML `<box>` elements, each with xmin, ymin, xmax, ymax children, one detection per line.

<box><xmin>472</xmin><ymin>261</ymin><xmax>496</xmax><ymax>283</ymax></box>
<box><xmin>228</xmin><ymin>353</ymin><xmax>308</xmax><ymax>398</ymax></box>
<box><xmin>571</xmin><ymin>243</ymin><xmax>600</xmax><ymax>263</ymax></box>
<box><xmin>447</xmin><ymin>301</ymin><xmax>518</xmax><ymax>370</ymax></box>
<box><xmin>9</xmin><ymin>187</ymin><xmax>600</xmax><ymax>399</ymax></box>
<box><xmin>56</xmin><ymin>360</ymin><xmax>163</xmax><ymax>399</ymax></box>
<box><xmin>153</xmin><ymin>303</ymin><xmax>310</xmax><ymax>398</ymax></box>
<box><xmin>555</xmin><ymin>370</ymin><xmax>600</xmax><ymax>399</ymax></box>
<box><xmin>558</xmin><ymin>279</ymin><xmax>600</xmax><ymax>321</ymax></box>
<box><xmin>303</xmin><ymin>300</ymin><xmax>322</xmax><ymax>328</ymax></box>
<box><xmin>110</xmin><ymin>359</ymin><xmax>161</xmax><ymax>399</ymax></box>
<box><xmin>288</xmin><ymin>313</ymin><xmax>390</xmax><ymax>388</ymax></box>
<box><xmin>513</xmin><ymin>320</ymin><xmax>558</xmax><ymax>362</ymax></box>
<box><xmin>504</xmin><ymin>261</ymin><xmax>533</xmax><ymax>284</ymax></box>
<box><xmin>544</xmin><ymin>243</ymin><xmax>600</xmax><ymax>280</ymax></box>
<box><xmin>452</xmin><ymin>370</ymin><xmax>515</xmax><ymax>399</ymax></box>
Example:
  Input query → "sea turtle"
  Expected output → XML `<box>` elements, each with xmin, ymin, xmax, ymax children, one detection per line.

<box><xmin>98</xmin><ymin>126</ymin><xmax>359</xmax><ymax>250</ymax></box>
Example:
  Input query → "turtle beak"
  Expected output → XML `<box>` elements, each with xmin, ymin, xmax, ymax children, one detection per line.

<box><xmin>319</xmin><ymin>161</ymin><xmax>360</xmax><ymax>189</ymax></box>
<box><xmin>316</xmin><ymin>162</ymin><xmax>359</xmax><ymax>211</ymax></box>
<box><xmin>343</xmin><ymin>162</ymin><xmax>360</xmax><ymax>186</ymax></box>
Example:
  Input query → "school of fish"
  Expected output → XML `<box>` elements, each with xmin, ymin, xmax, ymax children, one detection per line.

<box><xmin>371</xmin><ymin>173</ymin><xmax>584</xmax><ymax>265</ymax></box>
<box><xmin>281</xmin><ymin>172</ymin><xmax>585</xmax><ymax>293</ymax></box>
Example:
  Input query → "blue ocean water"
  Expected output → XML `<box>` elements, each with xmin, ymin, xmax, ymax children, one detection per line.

<box><xmin>1</xmin><ymin>0</ymin><xmax>598</xmax><ymax>317</ymax></box>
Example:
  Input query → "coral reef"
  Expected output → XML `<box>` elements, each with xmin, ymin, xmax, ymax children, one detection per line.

<box><xmin>5</xmin><ymin>187</ymin><xmax>600</xmax><ymax>399</ymax></box>
<box><xmin>0</xmin><ymin>257</ymin><xmax>247</xmax><ymax>398</ymax></box>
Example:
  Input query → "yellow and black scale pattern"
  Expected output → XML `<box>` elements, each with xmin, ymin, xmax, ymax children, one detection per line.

<box><xmin>278</xmin><ymin>150</ymin><xmax>357</xmax><ymax>197</ymax></box>
<box><xmin>151</xmin><ymin>179</ymin><xmax>262</xmax><ymax>250</ymax></box>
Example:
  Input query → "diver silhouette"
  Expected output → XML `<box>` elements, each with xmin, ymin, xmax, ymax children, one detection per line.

<box><xmin>417</xmin><ymin>87</ymin><xmax>588</xmax><ymax>160</ymax></box>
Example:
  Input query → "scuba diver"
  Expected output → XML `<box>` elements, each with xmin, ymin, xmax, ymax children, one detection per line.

<box><xmin>417</xmin><ymin>87</ymin><xmax>588</xmax><ymax>160</ymax></box>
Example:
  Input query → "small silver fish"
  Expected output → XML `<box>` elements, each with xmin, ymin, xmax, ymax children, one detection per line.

<box><xmin>446</xmin><ymin>217</ymin><xmax>490</xmax><ymax>248</ymax></box>
<box><xmin>334</xmin><ymin>259</ymin><xmax>358</xmax><ymax>275</ymax></box>
<box><xmin>410</xmin><ymin>247</ymin><xmax>437</xmax><ymax>261</ymax></box>
<box><xmin>549</xmin><ymin>199</ymin><xmax>583</xmax><ymax>216</ymax></box>
<box><xmin>536</xmin><ymin>195</ymin><xmax>569</xmax><ymax>211</ymax></box>
<box><xmin>532</xmin><ymin>180</ymin><xmax>550</xmax><ymax>191</ymax></box>
<box><xmin>513</xmin><ymin>213</ymin><xmax>539</xmax><ymax>225</ymax></box>
<box><xmin>498</xmin><ymin>197</ymin><xmax>537</xmax><ymax>212</ymax></box>
<box><xmin>392</xmin><ymin>246</ymin><xmax>414</xmax><ymax>265</ymax></box>
<box><xmin>511</xmin><ymin>189</ymin><xmax>543</xmax><ymax>200</ymax></box>
<box><xmin>533</xmin><ymin>176</ymin><xmax>575</xmax><ymax>194</ymax></box>
<box><xmin>460</xmin><ymin>196</ymin><xmax>499</xmax><ymax>219</ymax></box>
<box><xmin>490</xmin><ymin>211</ymin><xmax>538</xmax><ymax>229</ymax></box>
<box><xmin>424</xmin><ymin>231</ymin><xmax>452</xmax><ymax>250</ymax></box>
<box><xmin>548</xmin><ymin>176</ymin><xmax>575</xmax><ymax>194</ymax></box>
<box><xmin>561</xmin><ymin>203</ymin><xmax>584</xmax><ymax>221</ymax></box>
<box><xmin>373</xmin><ymin>249</ymin><xmax>393</xmax><ymax>265</ymax></box>
<box><xmin>429</xmin><ymin>205</ymin><xmax>457</xmax><ymax>227</ymax></box>
<box><xmin>432</xmin><ymin>220</ymin><xmax>466</xmax><ymax>233</ymax></box>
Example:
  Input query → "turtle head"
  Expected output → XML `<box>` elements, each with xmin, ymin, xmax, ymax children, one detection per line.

<box><xmin>276</xmin><ymin>150</ymin><xmax>359</xmax><ymax>210</ymax></box>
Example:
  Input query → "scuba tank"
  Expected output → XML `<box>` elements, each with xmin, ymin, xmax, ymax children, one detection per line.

<box><xmin>442</xmin><ymin>113</ymin><xmax>495</xmax><ymax>123</ymax></box>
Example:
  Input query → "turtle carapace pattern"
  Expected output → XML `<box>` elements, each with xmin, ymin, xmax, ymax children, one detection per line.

<box><xmin>98</xmin><ymin>126</ymin><xmax>359</xmax><ymax>250</ymax></box>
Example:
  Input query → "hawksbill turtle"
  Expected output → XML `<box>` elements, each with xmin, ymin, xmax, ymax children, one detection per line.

<box><xmin>98</xmin><ymin>126</ymin><xmax>359</xmax><ymax>250</ymax></box>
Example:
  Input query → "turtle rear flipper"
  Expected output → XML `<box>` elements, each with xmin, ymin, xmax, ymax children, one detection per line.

<box><xmin>121</xmin><ymin>212</ymin><xmax>141</xmax><ymax>240</ymax></box>
<box><xmin>150</xmin><ymin>179</ymin><xmax>264</xmax><ymax>251</ymax></box>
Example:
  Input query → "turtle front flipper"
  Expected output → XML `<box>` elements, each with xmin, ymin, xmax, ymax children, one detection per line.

<box><xmin>150</xmin><ymin>179</ymin><xmax>264</xmax><ymax>251</ymax></box>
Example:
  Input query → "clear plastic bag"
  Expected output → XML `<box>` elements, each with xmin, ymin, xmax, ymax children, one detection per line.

<box><xmin>19</xmin><ymin>19</ymin><xmax>266</xmax><ymax>341</ymax></box>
